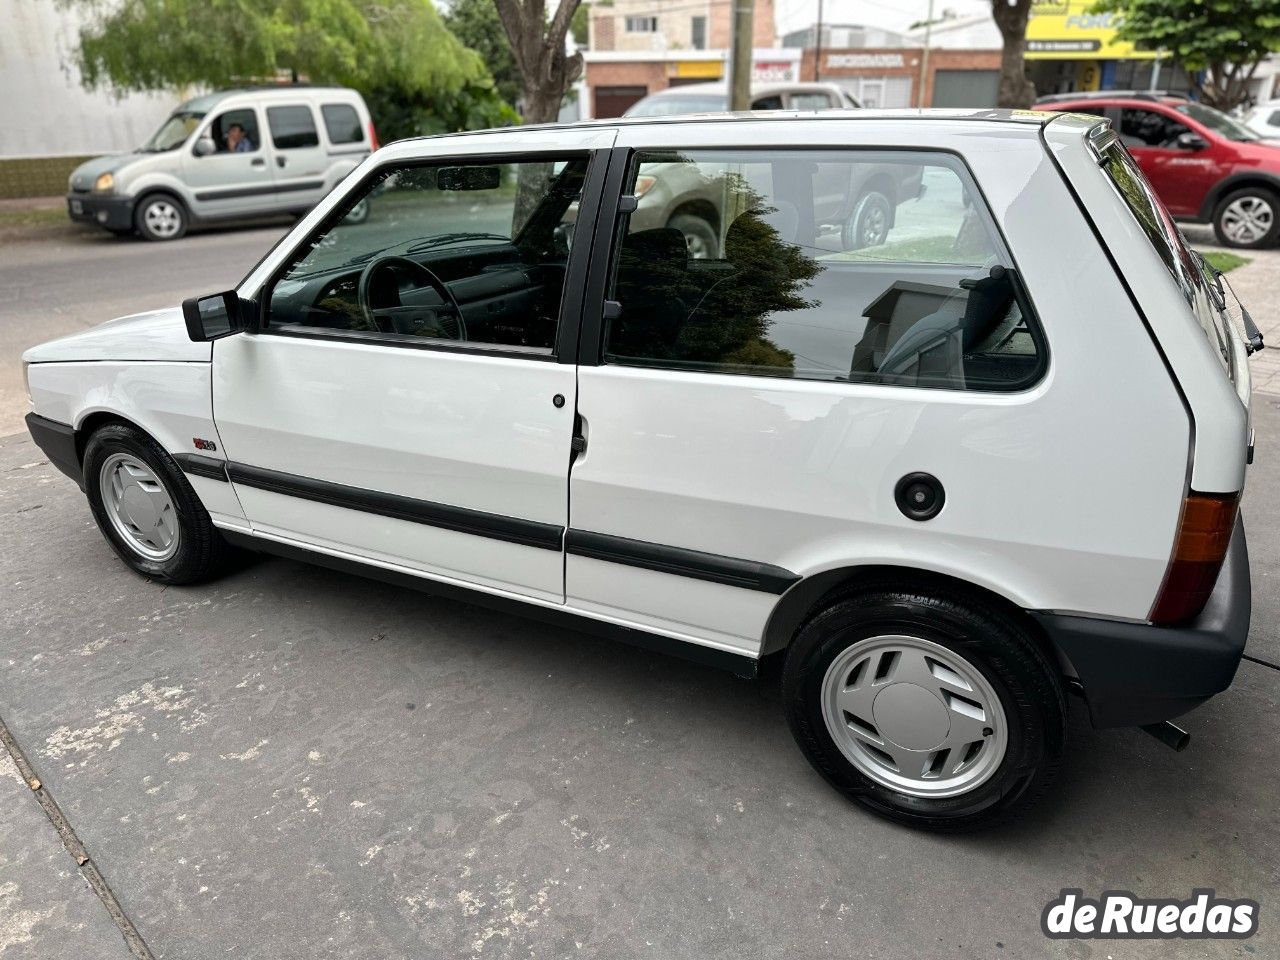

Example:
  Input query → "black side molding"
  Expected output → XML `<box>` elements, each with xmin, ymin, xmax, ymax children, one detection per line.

<box><xmin>173</xmin><ymin>453</ymin><xmax>229</xmax><ymax>482</ymax></box>
<box><xmin>25</xmin><ymin>413</ymin><xmax>81</xmax><ymax>487</ymax></box>
<box><xmin>219</xmin><ymin>528</ymin><xmax>758</xmax><ymax>678</ymax></box>
<box><xmin>225</xmin><ymin>461</ymin><xmax>564</xmax><ymax>551</ymax></box>
<box><xmin>566</xmin><ymin>529</ymin><xmax>800</xmax><ymax>594</ymax></box>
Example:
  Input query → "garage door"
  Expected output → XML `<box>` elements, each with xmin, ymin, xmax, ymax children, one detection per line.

<box><xmin>932</xmin><ymin>70</ymin><xmax>999</xmax><ymax>108</ymax></box>
<box><xmin>595</xmin><ymin>86</ymin><xmax>649</xmax><ymax>119</ymax></box>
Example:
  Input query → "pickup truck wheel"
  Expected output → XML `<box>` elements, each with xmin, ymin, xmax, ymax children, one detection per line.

<box><xmin>134</xmin><ymin>194</ymin><xmax>188</xmax><ymax>241</ymax></box>
<box><xmin>782</xmin><ymin>584</ymin><xmax>1066</xmax><ymax>831</ymax></box>
<box><xmin>83</xmin><ymin>424</ymin><xmax>232</xmax><ymax>584</ymax></box>
<box><xmin>842</xmin><ymin>190</ymin><xmax>892</xmax><ymax>250</ymax></box>
<box><xmin>1213</xmin><ymin>187</ymin><xmax>1279</xmax><ymax>248</ymax></box>
<box><xmin>668</xmin><ymin>213</ymin><xmax>719</xmax><ymax>260</ymax></box>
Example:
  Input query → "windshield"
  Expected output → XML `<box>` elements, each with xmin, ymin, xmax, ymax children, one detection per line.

<box><xmin>1175</xmin><ymin>101</ymin><xmax>1258</xmax><ymax>142</ymax></box>
<box><xmin>141</xmin><ymin>111</ymin><xmax>205</xmax><ymax>152</ymax></box>
<box><xmin>625</xmin><ymin>95</ymin><xmax>728</xmax><ymax>117</ymax></box>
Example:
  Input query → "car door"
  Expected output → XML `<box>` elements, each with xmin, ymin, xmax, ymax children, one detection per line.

<box><xmin>1117</xmin><ymin>106</ymin><xmax>1214</xmax><ymax>216</ymax></box>
<box><xmin>566</xmin><ymin>131</ymin><xmax>1047</xmax><ymax>656</ymax></box>
<box><xmin>214</xmin><ymin>130</ymin><xmax>615</xmax><ymax>602</ymax></box>
<box><xmin>264</xmin><ymin>102</ymin><xmax>331</xmax><ymax>212</ymax></box>
<box><xmin>181</xmin><ymin>106</ymin><xmax>274</xmax><ymax>219</ymax></box>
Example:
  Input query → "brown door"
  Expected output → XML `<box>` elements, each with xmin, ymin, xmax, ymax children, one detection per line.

<box><xmin>595</xmin><ymin>86</ymin><xmax>649</xmax><ymax>118</ymax></box>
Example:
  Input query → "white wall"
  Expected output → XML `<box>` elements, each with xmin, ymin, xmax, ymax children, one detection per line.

<box><xmin>0</xmin><ymin>0</ymin><xmax>183</xmax><ymax>158</ymax></box>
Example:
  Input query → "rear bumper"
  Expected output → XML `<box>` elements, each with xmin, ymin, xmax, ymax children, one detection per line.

<box><xmin>26</xmin><ymin>413</ymin><xmax>81</xmax><ymax>487</ymax></box>
<box><xmin>1031</xmin><ymin>515</ymin><xmax>1251</xmax><ymax>728</ymax></box>
<box><xmin>66</xmin><ymin>193</ymin><xmax>134</xmax><ymax>231</ymax></box>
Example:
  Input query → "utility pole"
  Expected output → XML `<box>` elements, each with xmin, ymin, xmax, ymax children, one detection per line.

<box><xmin>814</xmin><ymin>0</ymin><xmax>823</xmax><ymax>81</ymax></box>
<box><xmin>729</xmin><ymin>0</ymin><xmax>755</xmax><ymax>110</ymax></box>
<box><xmin>916</xmin><ymin>0</ymin><xmax>935</xmax><ymax>108</ymax></box>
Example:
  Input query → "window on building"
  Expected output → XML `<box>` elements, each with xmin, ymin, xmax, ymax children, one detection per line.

<box><xmin>604</xmin><ymin>149</ymin><xmax>1043</xmax><ymax>391</ymax></box>
<box><xmin>625</xmin><ymin>16</ymin><xmax>659</xmax><ymax>32</ymax></box>
<box><xmin>691</xmin><ymin>15</ymin><xmax>707</xmax><ymax>49</ymax></box>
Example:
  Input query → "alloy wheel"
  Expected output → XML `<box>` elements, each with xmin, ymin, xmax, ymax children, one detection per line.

<box><xmin>99</xmin><ymin>453</ymin><xmax>180</xmax><ymax>561</ymax></box>
<box><xmin>1221</xmin><ymin>196</ymin><xmax>1274</xmax><ymax>245</ymax></box>
<box><xmin>143</xmin><ymin>200</ymin><xmax>183</xmax><ymax>239</ymax></box>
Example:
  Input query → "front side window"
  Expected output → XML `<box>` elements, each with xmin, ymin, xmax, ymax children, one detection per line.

<box><xmin>267</xmin><ymin>106</ymin><xmax>320</xmax><ymax>149</ymax></box>
<box><xmin>266</xmin><ymin>156</ymin><xmax>589</xmax><ymax>354</ymax></box>
<box><xmin>322</xmin><ymin>103</ymin><xmax>364</xmax><ymax>145</ymax></box>
<box><xmin>206</xmin><ymin>108</ymin><xmax>260</xmax><ymax>154</ymax></box>
<box><xmin>604</xmin><ymin>149</ymin><xmax>1042</xmax><ymax>391</ymax></box>
<box><xmin>1119</xmin><ymin>108</ymin><xmax>1190</xmax><ymax>149</ymax></box>
<box><xmin>790</xmin><ymin>93</ymin><xmax>836</xmax><ymax>110</ymax></box>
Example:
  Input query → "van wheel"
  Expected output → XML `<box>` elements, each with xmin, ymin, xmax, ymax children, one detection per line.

<box><xmin>782</xmin><ymin>584</ymin><xmax>1066</xmax><ymax>831</ymax></box>
<box><xmin>668</xmin><ymin>213</ymin><xmax>719</xmax><ymax>259</ymax></box>
<box><xmin>134</xmin><ymin>195</ymin><xmax>188</xmax><ymax>241</ymax></box>
<box><xmin>842</xmin><ymin>190</ymin><xmax>892</xmax><ymax>250</ymax></box>
<box><xmin>1213</xmin><ymin>187</ymin><xmax>1279</xmax><ymax>248</ymax></box>
<box><xmin>83</xmin><ymin>423</ymin><xmax>232</xmax><ymax>584</ymax></box>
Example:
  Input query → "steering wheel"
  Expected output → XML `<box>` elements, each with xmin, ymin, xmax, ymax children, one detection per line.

<box><xmin>356</xmin><ymin>255</ymin><xmax>466</xmax><ymax>340</ymax></box>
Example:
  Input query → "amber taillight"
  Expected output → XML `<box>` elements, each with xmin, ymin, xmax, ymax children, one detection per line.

<box><xmin>1149</xmin><ymin>492</ymin><xmax>1239</xmax><ymax>625</ymax></box>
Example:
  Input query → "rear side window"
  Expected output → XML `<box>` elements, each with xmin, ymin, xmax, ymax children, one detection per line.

<box><xmin>267</xmin><ymin>106</ymin><xmax>320</xmax><ymax>149</ymax></box>
<box><xmin>604</xmin><ymin>149</ymin><xmax>1044</xmax><ymax>391</ymax></box>
<box><xmin>1098</xmin><ymin>137</ymin><xmax>1231</xmax><ymax>370</ymax></box>
<box><xmin>321</xmin><ymin>103</ymin><xmax>364</xmax><ymax>145</ymax></box>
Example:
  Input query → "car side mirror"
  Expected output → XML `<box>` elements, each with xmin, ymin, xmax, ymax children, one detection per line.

<box><xmin>1175</xmin><ymin>131</ymin><xmax>1208</xmax><ymax>151</ymax></box>
<box><xmin>182</xmin><ymin>291</ymin><xmax>247</xmax><ymax>341</ymax></box>
<box><xmin>193</xmin><ymin>137</ymin><xmax>216</xmax><ymax>157</ymax></box>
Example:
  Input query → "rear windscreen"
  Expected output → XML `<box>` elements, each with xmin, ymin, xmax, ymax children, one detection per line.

<box><xmin>1098</xmin><ymin>138</ymin><xmax>1234</xmax><ymax>374</ymax></box>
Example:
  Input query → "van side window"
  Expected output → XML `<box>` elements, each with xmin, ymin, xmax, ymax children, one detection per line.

<box><xmin>207</xmin><ymin>109</ymin><xmax>259</xmax><ymax>154</ymax></box>
<box><xmin>322</xmin><ymin>104</ymin><xmax>364</xmax><ymax>145</ymax></box>
<box><xmin>267</xmin><ymin>106</ymin><xmax>320</xmax><ymax>149</ymax></box>
<box><xmin>604</xmin><ymin>149</ymin><xmax>1043</xmax><ymax>391</ymax></box>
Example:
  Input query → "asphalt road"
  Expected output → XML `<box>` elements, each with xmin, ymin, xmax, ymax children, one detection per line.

<box><xmin>1</xmin><ymin>219</ymin><xmax>1278</xmax><ymax>958</ymax></box>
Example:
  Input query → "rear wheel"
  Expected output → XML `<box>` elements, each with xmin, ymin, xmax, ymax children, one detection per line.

<box><xmin>1212</xmin><ymin>186</ymin><xmax>1279</xmax><ymax>248</ymax></box>
<box><xmin>842</xmin><ymin>190</ymin><xmax>893</xmax><ymax>250</ymax></box>
<box><xmin>782</xmin><ymin>583</ymin><xmax>1066</xmax><ymax>831</ymax></box>
<box><xmin>134</xmin><ymin>194</ymin><xmax>188</xmax><ymax>242</ymax></box>
<box><xmin>83</xmin><ymin>423</ymin><xmax>232</xmax><ymax>584</ymax></box>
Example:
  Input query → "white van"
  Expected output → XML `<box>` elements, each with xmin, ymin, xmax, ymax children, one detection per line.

<box><xmin>66</xmin><ymin>86</ymin><xmax>376</xmax><ymax>240</ymax></box>
<box><xmin>26</xmin><ymin>110</ymin><xmax>1259</xmax><ymax>829</ymax></box>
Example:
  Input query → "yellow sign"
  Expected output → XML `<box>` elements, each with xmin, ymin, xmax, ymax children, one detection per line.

<box><xmin>1026</xmin><ymin>1</ymin><xmax>1158</xmax><ymax>60</ymax></box>
<box><xmin>674</xmin><ymin>61</ymin><xmax>723</xmax><ymax>79</ymax></box>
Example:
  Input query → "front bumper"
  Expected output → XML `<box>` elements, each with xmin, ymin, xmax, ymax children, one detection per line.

<box><xmin>26</xmin><ymin>413</ymin><xmax>82</xmax><ymax>488</ymax></box>
<box><xmin>1031</xmin><ymin>515</ymin><xmax>1251</xmax><ymax>728</ymax></box>
<box><xmin>66</xmin><ymin>193</ymin><xmax>134</xmax><ymax>231</ymax></box>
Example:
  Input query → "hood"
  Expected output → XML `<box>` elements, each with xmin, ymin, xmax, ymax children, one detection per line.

<box><xmin>23</xmin><ymin>307</ymin><xmax>211</xmax><ymax>364</ymax></box>
<box><xmin>68</xmin><ymin>154</ymin><xmax>144</xmax><ymax>192</ymax></box>
<box><xmin>1226</xmin><ymin>137</ymin><xmax>1280</xmax><ymax>166</ymax></box>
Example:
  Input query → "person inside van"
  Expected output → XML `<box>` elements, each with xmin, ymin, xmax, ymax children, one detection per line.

<box><xmin>226</xmin><ymin>123</ymin><xmax>253</xmax><ymax>153</ymax></box>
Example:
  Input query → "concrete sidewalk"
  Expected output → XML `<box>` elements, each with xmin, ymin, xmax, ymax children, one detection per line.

<box><xmin>1</xmin><ymin>398</ymin><xmax>1278</xmax><ymax>958</ymax></box>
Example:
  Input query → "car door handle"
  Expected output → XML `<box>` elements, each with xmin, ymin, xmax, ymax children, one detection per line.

<box><xmin>276</xmin><ymin>156</ymin><xmax>287</xmax><ymax>168</ymax></box>
<box><xmin>251</xmin><ymin>157</ymin><xmax>265</xmax><ymax>167</ymax></box>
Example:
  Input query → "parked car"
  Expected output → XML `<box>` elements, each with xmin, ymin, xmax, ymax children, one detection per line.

<box><xmin>1034</xmin><ymin>91</ymin><xmax>1280</xmax><ymax>248</ymax></box>
<box><xmin>621</xmin><ymin>84</ymin><xmax>919</xmax><ymax>254</ymax></box>
<box><xmin>1242</xmin><ymin>98</ymin><xmax>1280</xmax><ymax>140</ymax></box>
<box><xmin>25</xmin><ymin>111</ymin><xmax>1257</xmax><ymax>830</ymax></box>
<box><xmin>66</xmin><ymin>86</ymin><xmax>376</xmax><ymax>241</ymax></box>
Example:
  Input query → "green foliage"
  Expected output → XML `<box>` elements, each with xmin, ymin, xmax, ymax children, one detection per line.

<box><xmin>570</xmin><ymin>3</ymin><xmax>591</xmax><ymax>46</ymax></box>
<box><xmin>442</xmin><ymin>0</ymin><xmax>522</xmax><ymax>109</ymax></box>
<box><xmin>1091</xmin><ymin>0</ymin><xmax>1280</xmax><ymax>107</ymax></box>
<box><xmin>63</xmin><ymin>0</ymin><xmax>515</xmax><ymax>137</ymax></box>
<box><xmin>1201</xmin><ymin>250</ymin><xmax>1249</xmax><ymax>273</ymax></box>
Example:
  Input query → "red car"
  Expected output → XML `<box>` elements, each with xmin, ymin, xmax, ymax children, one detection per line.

<box><xmin>1034</xmin><ymin>92</ymin><xmax>1280</xmax><ymax>248</ymax></box>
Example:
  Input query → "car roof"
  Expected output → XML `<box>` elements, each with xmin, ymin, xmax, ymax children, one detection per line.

<box><xmin>642</xmin><ymin>81</ymin><xmax>847</xmax><ymax>98</ymax></box>
<box><xmin>177</xmin><ymin>86</ymin><xmax>359</xmax><ymax>112</ymax></box>
<box><xmin>1035</xmin><ymin>95</ymin><xmax>1187</xmax><ymax>109</ymax></box>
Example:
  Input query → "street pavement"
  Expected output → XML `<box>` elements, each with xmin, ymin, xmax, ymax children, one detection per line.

<box><xmin>0</xmin><ymin>218</ymin><xmax>1278</xmax><ymax>958</ymax></box>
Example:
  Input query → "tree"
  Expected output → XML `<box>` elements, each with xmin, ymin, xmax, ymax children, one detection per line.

<box><xmin>494</xmin><ymin>0</ymin><xmax>584</xmax><ymax>124</ymax></box>
<box><xmin>63</xmin><ymin>0</ymin><xmax>513</xmax><ymax>141</ymax></box>
<box><xmin>992</xmin><ymin>0</ymin><xmax>1036</xmax><ymax>108</ymax></box>
<box><xmin>443</xmin><ymin>0</ymin><xmax>522</xmax><ymax>109</ymax></box>
<box><xmin>1091</xmin><ymin>0</ymin><xmax>1280</xmax><ymax>110</ymax></box>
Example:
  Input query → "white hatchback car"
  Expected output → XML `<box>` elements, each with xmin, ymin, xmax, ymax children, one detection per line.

<box><xmin>24</xmin><ymin>111</ymin><xmax>1260</xmax><ymax>830</ymax></box>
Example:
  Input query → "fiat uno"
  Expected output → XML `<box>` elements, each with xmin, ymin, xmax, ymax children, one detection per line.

<box><xmin>24</xmin><ymin>110</ymin><xmax>1259</xmax><ymax>829</ymax></box>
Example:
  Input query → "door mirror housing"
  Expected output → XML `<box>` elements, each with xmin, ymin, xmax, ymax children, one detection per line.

<box><xmin>182</xmin><ymin>291</ymin><xmax>248</xmax><ymax>341</ymax></box>
<box><xmin>193</xmin><ymin>137</ymin><xmax>217</xmax><ymax>157</ymax></box>
<box><xmin>1175</xmin><ymin>131</ymin><xmax>1208</xmax><ymax>151</ymax></box>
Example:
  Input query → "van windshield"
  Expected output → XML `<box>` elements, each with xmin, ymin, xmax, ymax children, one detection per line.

<box><xmin>140</xmin><ymin>111</ymin><xmax>205</xmax><ymax>152</ymax></box>
<box><xmin>626</xmin><ymin>95</ymin><xmax>728</xmax><ymax>117</ymax></box>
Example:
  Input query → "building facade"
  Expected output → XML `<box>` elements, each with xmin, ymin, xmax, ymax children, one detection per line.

<box><xmin>589</xmin><ymin>0</ymin><xmax>776</xmax><ymax>53</ymax></box>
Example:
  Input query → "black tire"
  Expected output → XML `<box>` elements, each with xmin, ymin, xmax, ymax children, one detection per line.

<box><xmin>343</xmin><ymin>198</ymin><xmax>370</xmax><ymax>225</ymax></box>
<box><xmin>842</xmin><ymin>190</ymin><xmax>893</xmax><ymax>251</ymax></box>
<box><xmin>1212</xmin><ymin>186</ymin><xmax>1280</xmax><ymax>249</ymax></box>
<box><xmin>134</xmin><ymin>193</ymin><xmax>188</xmax><ymax>242</ymax></box>
<box><xmin>782</xmin><ymin>582</ymin><xmax>1066</xmax><ymax>831</ymax></box>
<box><xmin>667</xmin><ymin>213</ymin><xmax>719</xmax><ymax>260</ymax></box>
<box><xmin>83</xmin><ymin>423</ymin><xmax>233</xmax><ymax>584</ymax></box>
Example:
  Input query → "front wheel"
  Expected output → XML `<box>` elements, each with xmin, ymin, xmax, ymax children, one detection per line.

<box><xmin>83</xmin><ymin>424</ymin><xmax>233</xmax><ymax>584</ymax></box>
<box><xmin>134</xmin><ymin>194</ymin><xmax>188</xmax><ymax>242</ymax></box>
<box><xmin>1213</xmin><ymin>187</ymin><xmax>1279</xmax><ymax>248</ymax></box>
<box><xmin>782</xmin><ymin>584</ymin><xmax>1066</xmax><ymax>831</ymax></box>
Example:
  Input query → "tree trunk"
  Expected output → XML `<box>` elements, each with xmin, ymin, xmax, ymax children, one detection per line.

<box><xmin>495</xmin><ymin>0</ymin><xmax>584</xmax><ymax>125</ymax></box>
<box><xmin>992</xmin><ymin>0</ymin><xmax>1035</xmax><ymax>109</ymax></box>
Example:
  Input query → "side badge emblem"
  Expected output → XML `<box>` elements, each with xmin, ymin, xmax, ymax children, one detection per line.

<box><xmin>193</xmin><ymin>438</ymin><xmax>218</xmax><ymax>451</ymax></box>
